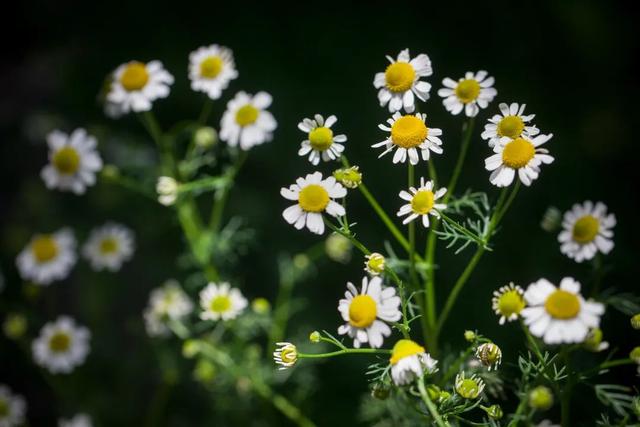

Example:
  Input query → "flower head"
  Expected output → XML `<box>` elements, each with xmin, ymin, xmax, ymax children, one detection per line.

<box><xmin>528</xmin><ymin>386</ymin><xmax>554</xmax><ymax>411</ymax></box>
<box><xmin>199</xmin><ymin>282</ymin><xmax>247</xmax><ymax>321</ymax></box>
<box><xmin>143</xmin><ymin>280</ymin><xmax>194</xmax><ymax>337</ymax></box>
<box><xmin>455</xmin><ymin>372</ymin><xmax>485</xmax><ymax>399</ymax></box>
<box><xmin>438</xmin><ymin>71</ymin><xmax>497</xmax><ymax>117</ymax></box>
<box><xmin>558</xmin><ymin>201</ymin><xmax>615</xmax><ymax>263</ymax></box>
<box><xmin>0</xmin><ymin>384</ymin><xmax>26</xmax><ymax>427</ymax></box>
<box><xmin>373</xmin><ymin>112</ymin><xmax>443</xmax><ymax>165</ymax></box>
<box><xmin>189</xmin><ymin>44</ymin><xmax>238</xmax><ymax>100</ymax></box>
<box><xmin>82</xmin><ymin>222</ymin><xmax>135</xmax><ymax>272</ymax></box>
<box><xmin>333</xmin><ymin>166</ymin><xmax>362</xmax><ymax>189</ymax></box>
<box><xmin>107</xmin><ymin>60</ymin><xmax>174</xmax><ymax>113</ymax></box>
<box><xmin>156</xmin><ymin>176</ymin><xmax>178</xmax><ymax>206</ymax></box>
<box><xmin>631</xmin><ymin>314</ymin><xmax>640</xmax><ymax>330</ymax></box>
<box><xmin>325</xmin><ymin>233</ymin><xmax>352</xmax><ymax>264</ymax></box>
<box><xmin>492</xmin><ymin>283</ymin><xmax>526</xmax><ymax>324</ymax></box>
<box><xmin>32</xmin><ymin>316</ymin><xmax>90</xmax><ymax>374</ymax></box>
<box><xmin>373</xmin><ymin>49</ymin><xmax>432</xmax><ymax>113</ymax></box>
<box><xmin>475</xmin><ymin>343</ymin><xmax>502</xmax><ymax>370</ymax></box>
<box><xmin>16</xmin><ymin>228</ymin><xmax>77</xmax><ymax>286</ymax></box>
<box><xmin>220</xmin><ymin>91</ymin><xmax>277</xmax><ymax>150</ymax></box>
<box><xmin>481</xmin><ymin>103</ymin><xmax>539</xmax><ymax>147</ymax></box>
<box><xmin>298</xmin><ymin>114</ymin><xmax>347</xmax><ymax>165</ymax></box>
<box><xmin>389</xmin><ymin>339</ymin><xmax>438</xmax><ymax>385</ymax></box>
<box><xmin>485</xmin><ymin>134</ymin><xmax>554</xmax><ymax>187</ymax></box>
<box><xmin>273</xmin><ymin>342</ymin><xmax>297</xmax><ymax>370</ymax></box>
<box><xmin>397</xmin><ymin>178</ymin><xmax>447</xmax><ymax>228</ymax></box>
<box><xmin>364</xmin><ymin>253</ymin><xmax>386</xmax><ymax>276</ymax></box>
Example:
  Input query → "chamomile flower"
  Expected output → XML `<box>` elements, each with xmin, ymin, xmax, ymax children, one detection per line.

<box><xmin>297</xmin><ymin>114</ymin><xmax>347</xmax><ymax>165</ymax></box>
<box><xmin>16</xmin><ymin>228</ymin><xmax>77</xmax><ymax>286</ymax></box>
<box><xmin>475</xmin><ymin>343</ymin><xmax>502</xmax><ymax>371</ymax></box>
<box><xmin>521</xmin><ymin>278</ymin><xmax>604</xmax><ymax>345</ymax></box>
<box><xmin>481</xmin><ymin>103</ymin><xmax>539</xmax><ymax>147</ymax></box>
<box><xmin>337</xmin><ymin>276</ymin><xmax>401</xmax><ymax>348</ymax></box>
<box><xmin>438</xmin><ymin>71</ymin><xmax>497</xmax><ymax>117</ymax></box>
<box><xmin>199</xmin><ymin>282</ymin><xmax>247</xmax><ymax>321</ymax></box>
<box><xmin>492</xmin><ymin>283</ymin><xmax>526</xmax><ymax>324</ymax></box>
<box><xmin>558</xmin><ymin>201</ymin><xmax>616</xmax><ymax>263</ymax></box>
<box><xmin>364</xmin><ymin>253</ymin><xmax>386</xmax><ymax>276</ymax></box>
<box><xmin>59</xmin><ymin>414</ymin><xmax>92</xmax><ymax>427</ymax></box>
<box><xmin>41</xmin><ymin>129</ymin><xmax>103</xmax><ymax>194</ymax></box>
<box><xmin>397</xmin><ymin>178</ymin><xmax>446</xmax><ymax>228</ymax></box>
<box><xmin>32</xmin><ymin>316</ymin><xmax>90</xmax><ymax>374</ymax></box>
<box><xmin>0</xmin><ymin>385</ymin><xmax>26</xmax><ymax>427</ymax></box>
<box><xmin>389</xmin><ymin>339</ymin><xmax>438</xmax><ymax>386</ymax></box>
<box><xmin>107</xmin><ymin>60</ymin><xmax>174</xmax><ymax>113</ymax></box>
<box><xmin>220</xmin><ymin>91</ymin><xmax>277</xmax><ymax>150</ymax></box>
<box><xmin>484</xmin><ymin>134</ymin><xmax>554</xmax><ymax>187</ymax></box>
<box><xmin>273</xmin><ymin>342</ymin><xmax>298</xmax><ymax>370</ymax></box>
<box><xmin>189</xmin><ymin>44</ymin><xmax>238</xmax><ymax>100</ymax></box>
<box><xmin>373</xmin><ymin>49</ymin><xmax>433</xmax><ymax>113</ymax></box>
<box><xmin>455</xmin><ymin>372</ymin><xmax>485</xmax><ymax>399</ymax></box>
<box><xmin>143</xmin><ymin>280</ymin><xmax>193</xmax><ymax>337</ymax></box>
<box><xmin>82</xmin><ymin>223</ymin><xmax>135</xmax><ymax>272</ymax></box>
<box><xmin>280</xmin><ymin>172</ymin><xmax>347</xmax><ymax>235</ymax></box>
<box><xmin>372</xmin><ymin>112</ymin><xmax>443</xmax><ymax>165</ymax></box>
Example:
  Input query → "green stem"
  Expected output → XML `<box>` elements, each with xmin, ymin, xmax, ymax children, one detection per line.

<box><xmin>298</xmin><ymin>348</ymin><xmax>391</xmax><ymax>359</ymax></box>
<box><xmin>140</xmin><ymin>111</ymin><xmax>173</xmax><ymax>175</ymax></box>
<box><xmin>418</xmin><ymin>376</ymin><xmax>447</xmax><ymax>427</ymax></box>
<box><xmin>408</xmin><ymin>164</ymin><xmax>418</xmax><ymax>288</ymax></box>
<box><xmin>198</xmin><ymin>98</ymin><xmax>214</xmax><ymax>125</ymax></box>
<box><xmin>144</xmin><ymin>379</ymin><xmax>173</xmax><ymax>427</ymax></box>
<box><xmin>209</xmin><ymin>151</ymin><xmax>248</xmax><ymax>232</ymax></box>
<box><xmin>590</xmin><ymin>253</ymin><xmax>604</xmax><ymax>297</ymax></box>
<box><xmin>442</xmin><ymin>118</ymin><xmax>475</xmax><ymax>205</ymax></box>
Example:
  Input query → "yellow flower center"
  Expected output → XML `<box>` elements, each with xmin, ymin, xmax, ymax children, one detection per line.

<box><xmin>52</xmin><ymin>147</ymin><xmax>80</xmax><ymax>175</ymax></box>
<box><xmin>49</xmin><ymin>332</ymin><xmax>71</xmax><ymax>353</ymax></box>
<box><xmin>544</xmin><ymin>290</ymin><xmax>581</xmax><ymax>319</ymax></box>
<box><xmin>391</xmin><ymin>115</ymin><xmax>428</xmax><ymax>149</ymax></box>
<box><xmin>384</xmin><ymin>62</ymin><xmax>416</xmax><ymax>93</ymax></box>
<box><xmin>99</xmin><ymin>238</ymin><xmax>119</xmax><ymax>255</ymax></box>
<box><xmin>497</xmin><ymin>115</ymin><xmax>525</xmax><ymax>139</ymax></box>
<box><xmin>572</xmin><ymin>215</ymin><xmax>599</xmax><ymax>244</ymax></box>
<box><xmin>210</xmin><ymin>295</ymin><xmax>232</xmax><ymax>313</ymax></box>
<box><xmin>348</xmin><ymin>295</ymin><xmax>377</xmax><ymax>328</ymax></box>
<box><xmin>455</xmin><ymin>79</ymin><xmax>481</xmax><ymax>104</ymax></box>
<box><xmin>457</xmin><ymin>378</ymin><xmax>481</xmax><ymax>399</ymax></box>
<box><xmin>497</xmin><ymin>290</ymin><xmax>525</xmax><ymax>317</ymax></box>
<box><xmin>411</xmin><ymin>190</ymin><xmax>434</xmax><ymax>215</ymax></box>
<box><xmin>281</xmin><ymin>346</ymin><xmax>297</xmax><ymax>364</ymax></box>
<box><xmin>31</xmin><ymin>235</ymin><xmax>59</xmax><ymax>263</ymax></box>
<box><xmin>390</xmin><ymin>339</ymin><xmax>425</xmax><ymax>365</ymax></box>
<box><xmin>120</xmin><ymin>61</ymin><xmax>149</xmax><ymax>92</ymax></box>
<box><xmin>308</xmin><ymin>127</ymin><xmax>334</xmax><ymax>151</ymax></box>
<box><xmin>235</xmin><ymin>104</ymin><xmax>259</xmax><ymax>126</ymax></box>
<box><xmin>501</xmin><ymin>138</ymin><xmax>535</xmax><ymax>169</ymax></box>
<box><xmin>298</xmin><ymin>184</ymin><xmax>329</xmax><ymax>213</ymax></box>
<box><xmin>200</xmin><ymin>56</ymin><xmax>223</xmax><ymax>78</ymax></box>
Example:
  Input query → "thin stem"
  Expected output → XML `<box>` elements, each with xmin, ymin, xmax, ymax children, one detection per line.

<box><xmin>520</xmin><ymin>319</ymin><xmax>545</xmax><ymax>362</ymax></box>
<box><xmin>209</xmin><ymin>151</ymin><xmax>248</xmax><ymax>232</ymax></box>
<box><xmin>408</xmin><ymin>164</ymin><xmax>418</xmax><ymax>288</ymax></box>
<box><xmin>198</xmin><ymin>98</ymin><xmax>214</xmax><ymax>125</ymax></box>
<box><xmin>418</xmin><ymin>376</ymin><xmax>447</xmax><ymax>427</ymax></box>
<box><xmin>442</xmin><ymin>117</ymin><xmax>475</xmax><ymax>205</ymax></box>
<box><xmin>590</xmin><ymin>253</ymin><xmax>604</xmax><ymax>297</ymax></box>
<box><xmin>298</xmin><ymin>348</ymin><xmax>391</xmax><ymax>359</ymax></box>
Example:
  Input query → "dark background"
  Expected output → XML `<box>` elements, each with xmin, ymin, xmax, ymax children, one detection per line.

<box><xmin>1</xmin><ymin>0</ymin><xmax>639</xmax><ymax>425</ymax></box>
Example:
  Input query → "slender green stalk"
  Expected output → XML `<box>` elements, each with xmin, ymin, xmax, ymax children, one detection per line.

<box><xmin>442</xmin><ymin>118</ymin><xmax>475</xmax><ymax>205</ymax></box>
<box><xmin>418</xmin><ymin>376</ymin><xmax>447</xmax><ymax>427</ymax></box>
<box><xmin>590</xmin><ymin>253</ymin><xmax>604</xmax><ymax>297</ymax></box>
<box><xmin>507</xmin><ymin>393</ymin><xmax>529</xmax><ymax>427</ymax></box>
<box><xmin>198</xmin><ymin>98</ymin><xmax>214</xmax><ymax>125</ymax></box>
<box><xmin>408</xmin><ymin>164</ymin><xmax>418</xmax><ymax>288</ymax></box>
<box><xmin>144</xmin><ymin>379</ymin><xmax>173</xmax><ymax>427</ymax></box>
<box><xmin>298</xmin><ymin>348</ymin><xmax>391</xmax><ymax>359</ymax></box>
<box><xmin>209</xmin><ymin>151</ymin><xmax>248</xmax><ymax>232</ymax></box>
<box><xmin>139</xmin><ymin>111</ymin><xmax>173</xmax><ymax>175</ymax></box>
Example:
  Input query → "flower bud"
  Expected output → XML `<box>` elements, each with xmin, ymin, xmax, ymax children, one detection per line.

<box><xmin>528</xmin><ymin>386</ymin><xmax>553</xmax><ymax>411</ymax></box>
<box><xmin>3</xmin><ymin>313</ymin><xmax>27</xmax><ymax>340</ymax></box>
<box><xmin>540</xmin><ymin>206</ymin><xmax>561</xmax><ymax>232</ymax></box>
<box><xmin>364</xmin><ymin>253</ymin><xmax>386</xmax><ymax>276</ymax></box>
<box><xmin>631</xmin><ymin>313</ymin><xmax>640</xmax><ymax>330</ymax></box>
<box><xmin>194</xmin><ymin>126</ymin><xmax>217</xmax><ymax>149</ymax></box>
<box><xmin>182</xmin><ymin>340</ymin><xmax>200</xmax><ymax>359</ymax></box>
<box><xmin>455</xmin><ymin>373</ymin><xmax>485</xmax><ymax>399</ymax></box>
<box><xmin>325</xmin><ymin>234</ymin><xmax>352</xmax><ymax>264</ymax></box>
<box><xmin>309</xmin><ymin>331</ymin><xmax>320</xmax><ymax>343</ymax></box>
<box><xmin>475</xmin><ymin>342</ymin><xmax>502</xmax><ymax>371</ymax></box>
<box><xmin>483</xmin><ymin>404</ymin><xmax>503</xmax><ymax>420</ymax></box>
<box><xmin>371</xmin><ymin>383</ymin><xmax>390</xmax><ymax>400</ymax></box>
<box><xmin>464</xmin><ymin>330</ymin><xmax>476</xmax><ymax>342</ymax></box>
<box><xmin>630</xmin><ymin>347</ymin><xmax>640</xmax><ymax>364</ymax></box>
<box><xmin>251</xmin><ymin>298</ymin><xmax>271</xmax><ymax>314</ymax></box>
<box><xmin>156</xmin><ymin>176</ymin><xmax>178</xmax><ymax>206</ymax></box>
<box><xmin>333</xmin><ymin>166</ymin><xmax>362</xmax><ymax>189</ymax></box>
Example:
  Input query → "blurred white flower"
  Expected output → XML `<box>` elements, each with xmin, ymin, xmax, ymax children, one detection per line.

<box><xmin>107</xmin><ymin>60</ymin><xmax>174</xmax><ymax>113</ymax></box>
<box><xmin>220</xmin><ymin>91</ymin><xmax>277</xmax><ymax>150</ymax></box>
<box><xmin>189</xmin><ymin>44</ymin><xmax>238</xmax><ymax>100</ymax></box>
<box><xmin>59</xmin><ymin>413</ymin><xmax>92</xmax><ymax>427</ymax></box>
<box><xmin>558</xmin><ymin>201</ymin><xmax>615</xmax><ymax>262</ymax></box>
<box><xmin>0</xmin><ymin>384</ymin><xmax>26</xmax><ymax>427</ymax></box>
<box><xmin>143</xmin><ymin>280</ymin><xmax>193</xmax><ymax>337</ymax></box>
<box><xmin>199</xmin><ymin>282</ymin><xmax>247</xmax><ymax>321</ymax></box>
<box><xmin>82</xmin><ymin>223</ymin><xmax>135</xmax><ymax>272</ymax></box>
<box><xmin>32</xmin><ymin>316</ymin><xmax>90</xmax><ymax>374</ymax></box>
<box><xmin>16</xmin><ymin>228</ymin><xmax>77</xmax><ymax>286</ymax></box>
<box><xmin>156</xmin><ymin>176</ymin><xmax>178</xmax><ymax>206</ymax></box>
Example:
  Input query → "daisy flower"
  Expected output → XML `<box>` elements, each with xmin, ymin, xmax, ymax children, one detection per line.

<box><xmin>0</xmin><ymin>385</ymin><xmax>26</xmax><ymax>427</ymax></box>
<box><xmin>521</xmin><ymin>277</ymin><xmax>604</xmax><ymax>344</ymax></box>
<box><xmin>107</xmin><ymin>60</ymin><xmax>174</xmax><ymax>113</ymax></box>
<box><xmin>82</xmin><ymin>223</ymin><xmax>135</xmax><ymax>272</ymax></box>
<box><xmin>372</xmin><ymin>112</ymin><xmax>443</xmax><ymax>165</ymax></box>
<box><xmin>492</xmin><ymin>282</ymin><xmax>526</xmax><ymax>324</ymax></box>
<box><xmin>438</xmin><ymin>71</ymin><xmax>497</xmax><ymax>117</ymax></box>
<box><xmin>41</xmin><ymin>129</ymin><xmax>103</xmax><ymax>195</ymax></box>
<box><xmin>273</xmin><ymin>342</ymin><xmax>298</xmax><ymax>370</ymax></box>
<box><xmin>364</xmin><ymin>252</ymin><xmax>386</xmax><ymax>276</ymax></box>
<box><xmin>32</xmin><ymin>316</ymin><xmax>90</xmax><ymax>374</ymax></box>
<box><xmin>373</xmin><ymin>49</ymin><xmax>432</xmax><ymax>113</ymax></box>
<box><xmin>189</xmin><ymin>44</ymin><xmax>238</xmax><ymax>100</ymax></box>
<box><xmin>280</xmin><ymin>172</ymin><xmax>347</xmax><ymax>235</ymax></box>
<box><xmin>484</xmin><ymin>134</ymin><xmax>554</xmax><ymax>187</ymax></box>
<box><xmin>337</xmin><ymin>276</ymin><xmax>401</xmax><ymax>348</ymax></box>
<box><xmin>143</xmin><ymin>280</ymin><xmax>194</xmax><ymax>337</ymax></box>
<box><xmin>455</xmin><ymin>372</ymin><xmax>485</xmax><ymax>399</ymax></box>
<box><xmin>481</xmin><ymin>103</ymin><xmax>539</xmax><ymax>147</ymax></box>
<box><xmin>297</xmin><ymin>114</ymin><xmax>347</xmax><ymax>165</ymax></box>
<box><xmin>397</xmin><ymin>178</ymin><xmax>446</xmax><ymax>228</ymax></box>
<box><xmin>16</xmin><ymin>228</ymin><xmax>77</xmax><ymax>286</ymax></box>
<box><xmin>389</xmin><ymin>339</ymin><xmax>438</xmax><ymax>386</ymax></box>
<box><xmin>558</xmin><ymin>201</ymin><xmax>616</xmax><ymax>262</ymax></box>
<box><xmin>199</xmin><ymin>282</ymin><xmax>247</xmax><ymax>321</ymax></box>
<box><xmin>219</xmin><ymin>91</ymin><xmax>277</xmax><ymax>150</ymax></box>
<box><xmin>59</xmin><ymin>414</ymin><xmax>92</xmax><ymax>427</ymax></box>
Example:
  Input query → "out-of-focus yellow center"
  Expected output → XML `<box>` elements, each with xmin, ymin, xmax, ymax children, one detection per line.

<box><xmin>497</xmin><ymin>116</ymin><xmax>525</xmax><ymax>139</ymax></box>
<box><xmin>200</xmin><ymin>56</ymin><xmax>223</xmax><ymax>78</ymax></box>
<box><xmin>120</xmin><ymin>61</ymin><xmax>149</xmax><ymax>91</ymax></box>
<box><xmin>411</xmin><ymin>190</ymin><xmax>434</xmax><ymax>215</ymax></box>
<box><xmin>572</xmin><ymin>215</ymin><xmax>599</xmax><ymax>244</ymax></box>
<box><xmin>235</xmin><ymin>105</ymin><xmax>259</xmax><ymax>126</ymax></box>
<box><xmin>49</xmin><ymin>332</ymin><xmax>71</xmax><ymax>352</ymax></box>
<box><xmin>210</xmin><ymin>295</ymin><xmax>232</xmax><ymax>313</ymax></box>
<box><xmin>390</xmin><ymin>339</ymin><xmax>425</xmax><ymax>365</ymax></box>
<box><xmin>99</xmin><ymin>238</ymin><xmax>119</xmax><ymax>254</ymax></box>
<box><xmin>545</xmin><ymin>290</ymin><xmax>580</xmax><ymax>319</ymax></box>
<box><xmin>385</xmin><ymin>62</ymin><xmax>415</xmax><ymax>93</ymax></box>
<box><xmin>31</xmin><ymin>235</ymin><xmax>59</xmax><ymax>263</ymax></box>
<box><xmin>52</xmin><ymin>147</ymin><xmax>80</xmax><ymax>175</ymax></box>
<box><xmin>309</xmin><ymin>127</ymin><xmax>334</xmax><ymax>151</ymax></box>
<box><xmin>348</xmin><ymin>295</ymin><xmax>377</xmax><ymax>328</ymax></box>
<box><xmin>502</xmin><ymin>138</ymin><xmax>535</xmax><ymax>169</ymax></box>
<box><xmin>497</xmin><ymin>290</ymin><xmax>525</xmax><ymax>317</ymax></box>
<box><xmin>455</xmin><ymin>79</ymin><xmax>480</xmax><ymax>104</ymax></box>
<box><xmin>281</xmin><ymin>346</ymin><xmax>297</xmax><ymax>364</ymax></box>
<box><xmin>298</xmin><ymin>184</ymin><xmax>329</xmax><ymax>212</ymax></box>
<box><xmin>391</xmin><ymin>115</ymin><xmax>428</xmax><ymax>149</ymax></box>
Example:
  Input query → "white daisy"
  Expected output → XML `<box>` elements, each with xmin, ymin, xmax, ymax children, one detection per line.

<box><xmin>189</xmin><ymin>44</ymin><xmax>238</xmax><ymax>100</ymax></box>
<box><xmin>297</xmin><ymin>114</ymin><xmax>347</xmax><ymax>165</ymax></box>
<box><xmin>273</xmin><ymin>342</ymin><xmax>298</xmax><ymax>370</ymax></box>
<box><xmin>219</xmin><ymin>91</ymin><xmax>277</xmax><ymax>150</ymax></box>
<box><xmin>521</xmin><ymin>277</ymin><xmax>604</xmax><ymax>345</ymax></box>
<box><xmin>481</xmin><ymin>103</ymin><xmax>539</xmax><ymax>147</ymax></box>
<box><xmin>107</xmin><ymin>60</ymin><xmax>174</xmax><ymax>113</ymax></box>
<box><xmin>389</xmin><ymin>339</ymin><xmax>438</xmax><ymax>386</ymax></box>
<box><xmin>143</xmin><ymin>279</ymin><xmax>194</xmax><ymax>337</ymax></box>
<box><xmin>280</xmin><ymin>172</ymin><xmax>347</xmax><ymax>235</ymax></box>
<box><xmin>558</xmin><ymin>201</ymin><xmax>616</xmax><ymax>263</ymax></box>
<box><xmin>492</xmin><ymin>282</ymin><xmax>526</xmax><ymax>325</ymax></box>
<box><xmin>0</xmin><ymin>385</ymin><xmax>26</xmax><ymax>427</ymax></box>
<box><xmin>397</xmin><ymin>178</ymin><xmax>447</xmax><ymax>228</ymax></box>
<box><xmin>438</xmin><ymin>71</ymin><xmax>497</xmax><ymax>117</ymax></box>
<box><xmin>373</xmin><ymin>49</ymin><xmax>432</xmax><ymax>113</ymax></box>
<box><xmin>82</xmin><ymin>223</ymin><xmax>135</xmax><ymax>272</ymax></box>
<box><xmin>32</xmin><ymin>316</ymin><xmax>90</xmax><ymax>374</ymax></box>
<box><xmin>59</xmin><ymin>414</ymin><xmax>92</xmax><ymax>427</ymax></box>
<box><xmin>337</xmin><ymin>276</ymin><xmax>401</xmax><ymax>348</ymax></box>
<box><xmin>16</xmin><ymin>228</ymin><xmax>77</xmax><ymax>286</ymax></box>
<box><xmin>372</xmin><ymin>112</ymin><xmax>443</xmax><ymax>165</ymax></box>
<box><xmin>41</xmin><ymin>129</ymin><xmax>103</xmax><ymax>195</ymax></box>
<box><xmin>199</xmin><ymin>282</ymin><xmax>247</xmax><ymax>321</ymax></box>
<box><xmin>484</xmin><ymin>134</ymin><xmax>554</xmax><ymax>187</ymax></box>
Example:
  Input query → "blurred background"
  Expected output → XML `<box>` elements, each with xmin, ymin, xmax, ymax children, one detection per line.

<box><xmin>1</xmin><ymin>0</ymin><xmax>639</xmax><ymax>425</ymax></box>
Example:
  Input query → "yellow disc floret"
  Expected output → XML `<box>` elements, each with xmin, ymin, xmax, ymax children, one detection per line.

<box><xmin>49</xmin><ymin>332</ymin><xmax>71</xmax><ymax>352</ymax></box>
<box><xmin>455</xmin><ymin>79</ymin><xmax>481</xmax><ymax>103</ymax></box>
<box><xmin>348</xmin><ymin>295</ymin><xmax>377</xmax><ymax>328</ymax></box>
<box><xmin>544</xmin><ymin>290</ymin><xmax>581</xmax><ymax>319</ymax></box>
<box><xmin>391</xmin><ymin>115</ymin><xmax>428</xmax><ymax>149</ymax></box>
<box><xmin>120</xmin><ymin>61</ymin><xmax>149</xmax><ymax>92</ymax></box>
<box><xmin>497</xmin><ymin>290</ymin><xmax>525</xmax><ymax>318</ymax></box>
<box><xmin>390</xmin><ymin>339</ymin><xmax>425</xmax><ymax>365</ymax></box>
<box><xmin>501</xmin><ymin>138</ymin><xmax>535</xmax><ymax>169</ymax></box>
<box><xmin>52</xmin><ymin>147</ymin><xmax>80</xmax><ymax>175</ymax></box>
<box><xmin>210</xmin><ymin>295</ymin><xmax>232</xmax><ymax>313</ymax></box>
<box><xmin>497</xmin><ymin>116</ymin><xmax>525</xmax><ymax>139</ymax></box>
<box><xmin>280</xmin><ymin>345</ymin><xmax>298</xmax><ymax>364</ymax></box>
<box><xmin>200</xmin><ymin>56</ymin><xmax>223</xmax><ymax>78</ymax></box>
<box><xmin>235</xmin><ymin>104</ymin><xmax>259</xmax><ymax>126</ymax></box>
<box><xmin>384</xmin><ymin>62</ymin><xmax>415</xmax><ymax>93</ymax></box>
<box><xmin>31</xmin><ymin>235</ymin><xmax>59</xmax><ymax>263</ymax></box>
<box><xmin>99</xmin><ymin>238</ymin><xmax>118</xmax><ymax>254</ymax></box>
<box><xmin>298</xmin><ymin>184</ymin><xmax>330</xmax><ymax>213</ymax></box>
<box><xmin>411</xmin><ymin>190</ymin><xmax>434</xmax><ymax>215</ymax></box>
<box><xmin>572</xmin><ymin>215</ymin><xmax>599</xmax><ymax>244</ymax></box>
<box><xmin>309</xmin><ymin>127</ymin><xmax>334</xmax><ymax>151</ymax></box>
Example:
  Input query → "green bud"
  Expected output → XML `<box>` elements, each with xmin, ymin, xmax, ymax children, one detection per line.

<box><xmin>540</xmin><ymin>206</ymin><xmax>561</xmax><ymax>232</ymax></box>
<box><xmin>528</xmin><ymin>386</ymin><xmax>554</xmax><ymax>411</ymax></box>
<box><xmin>333</xmin><ymin>166</ymin><xmax>362</xmax><ymax>189</ymax></box>
<box><xmin>251</xmin><ymin>298</ymin><xmax>271</xmax><ymax>314</ymax></box>
<box><xmin>194</xmin><ymin>126</ymin><xmax>217</xmax><ymax>149</ymax></box>
<box><xmin>438</xmin><ymin>391</ymin><xmax>451</xmax><ymax>402</ymax></box>
<box><xmin>426</xmin><ymin>385</ymin><xmax>441</xmax><ymax>401</ymax></box>
<box><xmin>631</xmin><ymin>314</ymin><xmax>640</xmax><ymax>330</ymax></box>
<box><xmin>325</xmin><ymin>234</ymin><xmax>352</xmax><ymax>264</ymax></box>
<box><xmin>100</xmin><ymin>164</ymin><xmax>120</xmax><ymax>180</ymax></box>
<box><xmin>371</xmin><ymin>383</ymin><xmax>390</xmax><ymax>400</ymax></box>
<box><xmin>464</xmin><ymin>330</ymin><xmax>476</xmax><ymax>342</ymax></box>
<box><xmin>3</xmin><ymin>313</ymin><xmax>27</xmax><ymax>339</ymax></box>
<box><xmin>193</xmin><ymin>359</ymin><xmax>216</xmax><ymax>383</ymax></box>
<box><xmin>293</xmin><ymin>254</ymin><xmax>310</xmax><ymax>270</ymax></box>
<box><xmin>309</xmin><ymin>331</ymin><xmax>321</xmax><ymax>343</ymax></box>
<box><xmin>182</xmin><ymin>340</ymin><xmax>200</xmax><ymax>359</ymax></box>
<box><xmin>630</xmin><ymin>347</ymin><xmax>640</xmax><ymax>364</ymax></box>
<box><xmin>483</xmin><ymin>404</ymin><xmax>503</xmax><ymax>420</ymax></box>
